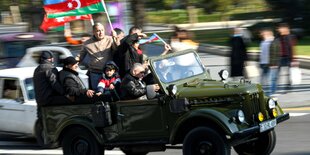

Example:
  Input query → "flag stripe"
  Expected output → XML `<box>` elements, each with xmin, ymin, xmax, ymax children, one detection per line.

<box><xmin>44</xmin><ymin>0</ymin><xmax>65</xmax><ymax>5</ymax></box>
<box><xmin>40</xmin><ymin>14</ymin><xmax>92</xmax><ymax>32</ymax></box>
<box><xmin>47</xmin><ymin>3</ymin><xmax>105</xmax><ymax>18</ymax></box>
<box><xmin>44</xmin><ymin>0</ymin><xmax>101</xmax><ymax>14</ymax></box>
<box><xmin>139</xmin><ymin>34</ymin><xmax>161</xmax><ymax>44</ymax></box>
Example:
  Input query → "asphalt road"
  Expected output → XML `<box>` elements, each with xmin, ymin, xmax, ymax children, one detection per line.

<box><xmin>0</xmin><ymin>111</ymin><xmax>309</xmax><ymax>155</ymax></box>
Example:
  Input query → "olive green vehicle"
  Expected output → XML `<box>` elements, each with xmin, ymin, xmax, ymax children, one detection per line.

<box><xmin>41</xmin><ymin>49</ymin><xmax>289</xmax><ymax>155</ymax></box>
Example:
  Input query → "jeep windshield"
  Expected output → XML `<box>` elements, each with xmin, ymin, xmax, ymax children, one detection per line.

<box><xmin>152</xmin><ymin>52</ymin><xmax>205</xmax><ymax>83</ymax></box>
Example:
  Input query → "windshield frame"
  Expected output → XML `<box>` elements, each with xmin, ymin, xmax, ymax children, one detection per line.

<box><xmin>149</xmin><ymin>49</ymin><xmax>210</xmax><ymax>95</ymax></box>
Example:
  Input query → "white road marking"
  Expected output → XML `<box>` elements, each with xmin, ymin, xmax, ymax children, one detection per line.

<box><xmin>288</xmin><ymin>113</ymin><xmax>310</xmax><ymax>117</ymax></box>
<box><xmin>0</xmin><ymin>149</ymin><xmax>124</xmax><ymax>155</ymax></box>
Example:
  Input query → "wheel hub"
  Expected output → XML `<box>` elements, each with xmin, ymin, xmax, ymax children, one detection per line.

<box><xmin>73</xmin><ymin>139</ymin><xmax>89</xmax><ymax>155</ymax></box>
<box><xmin>198</xmin><ymin>141</ymin><xmax>213</xmax><ymax>155</ymax></box>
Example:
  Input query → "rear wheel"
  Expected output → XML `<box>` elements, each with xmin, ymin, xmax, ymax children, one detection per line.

<box><xmin>183</xmin><ymin>127</ymin><xmax>230</xmax><ymax>155</ymax></box>
<box><xmin>62</xmin><ymin>127</ymin><xmax>104</xmax><ymax>155</ymax></box>
<box><xmin>233</xmin><ymin>130</ymin><xmax>276</xmax><ymax>155</ymax></box>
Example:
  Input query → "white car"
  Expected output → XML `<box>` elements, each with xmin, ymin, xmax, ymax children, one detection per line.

<box><xmin>0</xmin><ymin>66</ymin><xmax>88</xmax><ymax>141</ymax></box>
<box><xmin>0</xmin><ymin>67</ymin><xmax>37</xmax><ymax>138</ymax></box>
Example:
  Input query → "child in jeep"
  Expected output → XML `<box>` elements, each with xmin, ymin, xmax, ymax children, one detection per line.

<box><xmin>96</xmin><ymin>61</ymin><xmax>121</xmax><ymax>101</ymax></box>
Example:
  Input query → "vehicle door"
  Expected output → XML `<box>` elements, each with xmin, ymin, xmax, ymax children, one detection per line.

<box><xmin>0</xmin><ymin>78</ymin><xmax>36</xmax><ymax>134</ymax></box>
<box><xmin>115</xmin><ymin>98</ymin><xmax>169</xmax><ymax>140</ymax></box>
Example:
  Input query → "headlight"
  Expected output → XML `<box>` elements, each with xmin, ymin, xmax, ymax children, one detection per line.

<box><xmin>268</xmin><ymin>98</ymin><xmax>276</xmax><ymax>109</ymax></box>
<box><xmin>236</xmin><ymin>110</ymin><xmax>245</xmax><ymax>123</ymax></box>
<box><xmin>258</xmin><ymin>112</ymin><xmax>264</xmax><ymax>122</ymax></box>
<box><xmin>218</xmin><ymin>69</ymin><xmax>229</xmax><ymax>80</ymax></box>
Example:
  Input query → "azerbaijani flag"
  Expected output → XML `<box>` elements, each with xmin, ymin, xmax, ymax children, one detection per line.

<box><xmin>44</xmin><ymin>0</ymin><xmax>105</xmax><ymax>18</ymax></box>
<box><xmin>40</xmin><ymin>14</ymin><xmax>92</xmax><ymax>32</ymax></box>
<box><xmin>139</xmin><ymin>33</ymin><xmax>161</xmax><ymax>44</ymax></box>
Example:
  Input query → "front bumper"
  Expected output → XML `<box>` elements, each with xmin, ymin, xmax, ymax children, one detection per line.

<box><xmin>230</xmin><ymin>113</ymin><xmax>290</xmax><ymax>145</ymax></box>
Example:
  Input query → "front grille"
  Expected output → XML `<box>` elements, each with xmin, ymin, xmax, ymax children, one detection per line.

<box><xmin>249</xmin><ymin>93</ymin><xmax>261</xmax><ymax>113</ymax></box>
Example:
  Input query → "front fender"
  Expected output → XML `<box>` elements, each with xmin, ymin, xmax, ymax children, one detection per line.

<box><xmin>170</xmin><ymin>108</ymin><xmax>239</xmax><ymax>143</ymax></box>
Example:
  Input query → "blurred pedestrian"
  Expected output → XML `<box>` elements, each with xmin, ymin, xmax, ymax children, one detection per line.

<box><xmin>229</xmin><ymin>27</ymin><xmax>248</xmax><ymax>79</ymax></box>
<box><xmin>59</xmin><ymin>56</ymin><xmax>96</xmax><ymax>104</ymax></box>
<box><xmin>269</xmin><ymin>23</ymin><xmax>297</xmax><ymax>95</ymax></box>
<box><xmin>259</xmin><ymin>29</ymin><xmax>274</xmax><ymax>86</ymax></box>
<box><xmin>77</xmin><ymin>23</ymin><xmax>120</xmax><ymax>90</ymax></box>
<box><xmin>169</xmin><ymin>26</ymin><xmax>198</xmax><ymax>53</ymax></box>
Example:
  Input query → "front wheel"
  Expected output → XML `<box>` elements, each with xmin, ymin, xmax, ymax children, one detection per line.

<box><xmin>183</xmin><ymin>127</ymin><xmax>230</xmax><ymax>155</ymax></box>
<box><xmin>233</xmin><ymin>129</ymin><xmax>276</xmax><ymax>155</ymax></box>
<box><xmin>62</xmin><ymin>127</ymin><xmax>104</xmax><ymax>155</ymax></box>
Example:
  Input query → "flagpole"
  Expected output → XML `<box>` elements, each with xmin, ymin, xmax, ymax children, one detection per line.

<box><xmin>100</xmin><ymin>0</ymin><xmax>113</xmax><ymax>30</ymax></box>
<box><xmin>154</xmin><ymin>33</ymin><xmax>168</xmax><ymax>45</ymax></box>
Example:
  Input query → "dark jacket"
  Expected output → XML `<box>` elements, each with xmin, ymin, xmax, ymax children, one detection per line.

<box><xmin>120</xmin><ymin>73</ymin><xmax>146</xmax><ymax>100</ymax></box>
<box><xmin>59</xmin><ymin>68</ymin><xmax>87</xmax><ymax>97</ymax></box>
<box><xmin>33</xmin><ymin>60</ymin><xmax>64</xmax><ymax>106</ymax></box>
<box><xmin>269</xmin><ymin>34</ymin><xmax>296</xmax><ymax>66</ymax></box>
<box><xmin>114</xmin><ymin>33</ymin><xmax>143</xmax><ymax>78</ymax></box>
<box><xmin>229</xmin><ymin>35</ymin><xmax>248</xmax><ymax>77</ymax></box>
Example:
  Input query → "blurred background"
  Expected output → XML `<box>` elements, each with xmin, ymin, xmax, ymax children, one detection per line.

<box><xmin>0</xmin><ymin>0</ymin><xmax>309</xmax><ymax>59</ymax></box>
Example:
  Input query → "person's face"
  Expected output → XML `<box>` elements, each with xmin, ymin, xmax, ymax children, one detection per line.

<box><xmin>278</xmin><ymin>26</ymin><xmax>289</xmax><ymax>35</ymax></box>
<box><xmin>93</xmin><ymin>25</ymin><xmax>105</xmax><ymax>40</ymax></box>
<box><xmin>133</xmin><ymin>67</ymin><xmax>145</xmax><ymax>79</ymax></box>
<box><xmin>68</xmin><ymin>63</ymin><xmax>79</xmax><ymax>71</ymax></box>
<box><xmin>105</xmin><ymin>69</ymin><xmax>115</xmax><ymax>77</ymax></box>
<box><xmin>131</xmin><ymin>29</ymin><xmax>142</xmax><ymax>35</ymax></box>
<box><xmin>117</xmin><ymin>32</ymin><xmax>125</xmax><ymax>40</ymax></box>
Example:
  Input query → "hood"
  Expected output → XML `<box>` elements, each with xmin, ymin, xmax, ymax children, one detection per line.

<box><xmin>104</xmin><ymin>61</ymin><xmax>119</xmax><ymax>71</ymax></box>
<box><xmin>176</xmin><ymin>79</ymin><xmax>260</xmax><ymax>98</ymax></box>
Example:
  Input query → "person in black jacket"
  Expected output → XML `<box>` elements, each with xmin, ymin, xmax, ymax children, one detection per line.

<box><xmin>33</xmin><ymin>50</ymin><xmax>71</xmax><ymax>146</ymax></box>
<box><xmin>120</xmin><ymin>63</ymin><xmax>160</xmax><ymax>100</ymax></box>
<box><xmin>59</xmin><ymin>56</ymin><xmax>95</xmax><ymax>104</ymax></box>
<box><xmin>229</xmin><ymin>27</ymin><xmax>248</xmax><ymax>79</ymax></box>
<box><xmin>115</xmin><ymin>26</ymin><xmax>147</xmax><ymax>78</ymax></box>
<box><xmin>33</xmin><ymin>50</ymin><xmax>70</xmax><ymax>106</ymax></box>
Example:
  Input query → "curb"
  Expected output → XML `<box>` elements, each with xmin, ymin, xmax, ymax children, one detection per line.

<box><xmin>198</xmin><ymin>43</ymin><xmax>310</xmax><ymax>69</ymax></box>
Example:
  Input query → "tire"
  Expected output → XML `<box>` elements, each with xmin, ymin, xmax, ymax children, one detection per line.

<box><xmin>62</xmin><ymin>127</ymin><xmax>104</xmax><ymax>155</ymax></box>
<box><xmin>183</xmin><ymin>127</ymin><xmax>230</xmax><ymax>155</ymax></box>
<box><xmin>233</xmin><ymin>130</ymin><xmax>276</xmax><ymax>155</ymax></box>
<box><xmin>120</xmin><ymin>147</ymin><xmax>148</xmax><ymax>155</ymax></box>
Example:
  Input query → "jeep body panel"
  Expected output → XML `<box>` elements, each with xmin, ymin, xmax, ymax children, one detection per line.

<box><xmin>41</xmin><ymin>49</ymin><xmax>289</xmax><ymax>155</ymax></box>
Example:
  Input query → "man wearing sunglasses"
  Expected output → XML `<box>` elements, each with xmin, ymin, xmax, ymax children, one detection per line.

<box><xmin>120</xmin><ymin>63</ymin><xmax>160</xmax><ymax>100</ymax></box>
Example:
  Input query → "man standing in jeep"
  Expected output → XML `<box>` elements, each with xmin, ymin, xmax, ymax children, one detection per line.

<box><xmin>33</xmin><ymin>50</ymin><xmax>70</xmax><ymax>146</ymax></box>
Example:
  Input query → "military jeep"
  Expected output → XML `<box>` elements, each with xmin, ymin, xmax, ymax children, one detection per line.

<box><xmin>41</xmin><ymin>49</ymin><xmax>289</xmax><ymax>155</ymax></box>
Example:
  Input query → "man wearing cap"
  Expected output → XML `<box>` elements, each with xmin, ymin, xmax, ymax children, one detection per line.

<box><xmin>78</xmin><ymin>23</ymin><xmax>120</xmax><ymax>90</ymax></box>
<box><xmin>59</xmin><ymin>56</ymin><xmax>96</xmax><ymax>104</ymax></box>
<box><xmin>33</xmin><ymin>50</ymin><xmax>71</xmax><ymax>146</ymax></box>
<box><xmin>33</xmin><ymin>50</ymin><xmax>70</xmax><ymax>106</ymax></box>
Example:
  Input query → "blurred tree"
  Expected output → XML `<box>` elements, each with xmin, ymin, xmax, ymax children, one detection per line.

<box><xmin>265</xmin><ymin>0</ymin><xmax>308</xmax><ymax>33</ymax></box>
<box><xmin>130</xmin><ymin>0</ymin><xmax>146</xmax><ymax>27</ymax></box>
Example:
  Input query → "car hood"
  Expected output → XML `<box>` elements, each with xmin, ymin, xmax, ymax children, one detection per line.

<box><xmin>176</xmin><ymin>79</ymin><xmax>260</xmax><ymax>98</ymax></box>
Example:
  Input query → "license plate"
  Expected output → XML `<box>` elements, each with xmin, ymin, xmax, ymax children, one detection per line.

<box><xmin>259</xmin><ymin>119</ymin><xmax>277</xmax><ymax>132</ymax></box>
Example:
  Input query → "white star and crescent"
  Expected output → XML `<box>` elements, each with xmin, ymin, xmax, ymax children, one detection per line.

<box><xmin>67</xmin><ymin>0</ymin><xmax>81</xmax><ymax>9</ymax></box>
